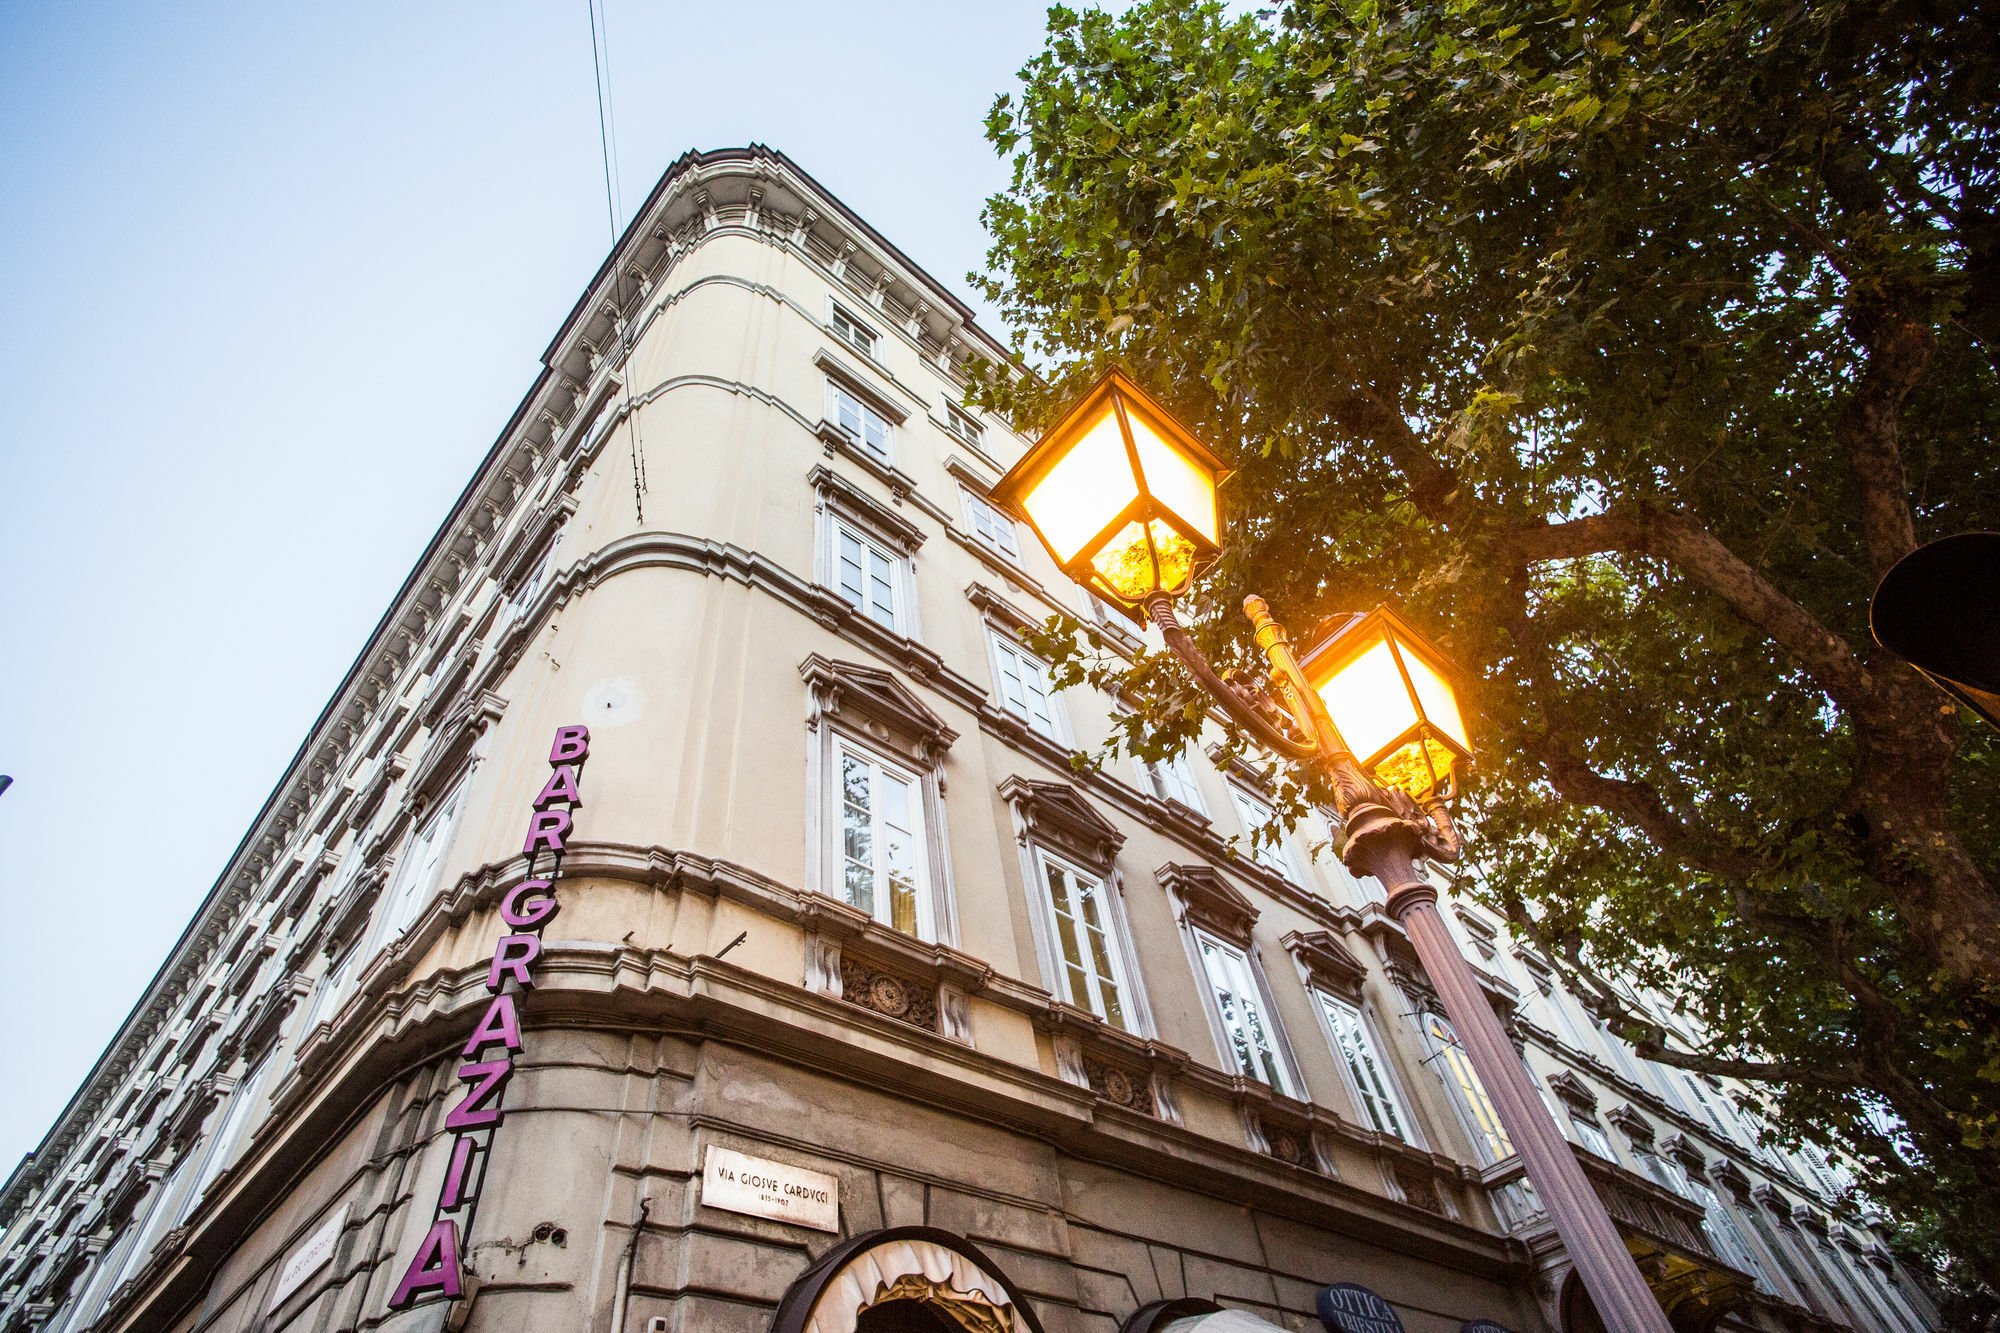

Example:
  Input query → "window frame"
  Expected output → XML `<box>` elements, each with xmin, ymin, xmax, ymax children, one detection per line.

<box><xmin>825</xmin><ymin>378</ymin><xmax>896</xmax><ymax>463</ymax></box>
<box><xmin>1227</xmin><ymin>785</ymin><xmax>1302</xmax><ymax>883</ymax></box>
<box><xmin>1137</xmin><ymin>745</ymin><xmax>1207</xmax><ymax>815</ymax></box>
<box><xmin>827</xmin><ymin>299</ymin><xmax>880</xmax><ymax>360</ymax></box>
<box><xmin>987</xmin><ymin>630</ymin><xmax>1068</xmax><ymax>743</ymax></box>
<box><xmin>1192</xmin><ymin>929</ymin><xmax>1300</xmax><ymax>1097</ymax></box>
<box><xmin>944</xmin><ymin>402</ymin><xmax>984</xmax><ymax>447</ymax></box>
<box><xmin>828</xmin><ymin>733</ymin><xmax>937</xmax><ymax>941</ymax></box>
<box><xmin>372</xmin><ymin>776</ymin><xmax>468</xmax><ymax>952</ymax></box>
<box><xmin>1420</xmin><ymin>1009</ymin><xmax>1516</xmax><ymax>1165</ymax></box>
<box><xmin>1029</xmin><ymin>845</ymin><xmax>1141</xmax><ymax>1033</ymax></box>
<box><xmin>958</xmin><ymin>485</ymin><xmax>1022</xmax><ymax>562</ymax></box>
<box><xmin>1314</xmin><ymin>989</ymin><xmax>1419</xmax><ymax>1143</ymax></box>
<box><xmin>830</xmin><ymin>516</ymin><xmax>911</xmax><ymax>634</ymax></box>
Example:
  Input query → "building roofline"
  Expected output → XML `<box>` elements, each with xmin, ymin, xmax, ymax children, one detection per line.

<box><xmin>540</xmin><ymin>144</ymin><xmax>1010</xmax><ymax>369</ymax></box>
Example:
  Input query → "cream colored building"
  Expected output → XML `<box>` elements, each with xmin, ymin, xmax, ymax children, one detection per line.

<box><xmin>0</xmin><ymin>147</ymin><xmax>1938</xmax><ymax>1333</ymax></box>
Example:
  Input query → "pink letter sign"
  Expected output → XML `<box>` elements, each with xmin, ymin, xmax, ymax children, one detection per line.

<box><xmin>388</xmin><ymin>723</ymin><xmax>588</xmax><ymax>1310</ymax></box>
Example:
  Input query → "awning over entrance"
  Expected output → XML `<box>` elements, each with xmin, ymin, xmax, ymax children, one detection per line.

<box><xmin>771</xmin><ymin>1227</ymin><xmax>1046</xmax><ymax>1333</ymax></box>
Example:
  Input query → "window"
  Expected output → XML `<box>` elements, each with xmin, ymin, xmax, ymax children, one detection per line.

<box><xmin>944</xmin><ymin>403</ymin><xmax>984</xmax><ymax>447</ymax></box>
<box><xmin>1683</xmin><ymin>1074</ymin><xmax>1738</xmax><ymax>1142</ymax></box>
<box><xmin>827</xmin><ymin>381</ymin><xmax>894</xmax><ymax>461</ymax></box>
<box><xmin>298</xmin><ymin>940</ymin><xmax>361</xmax><ymax>1041</ymax></box>
<box><xmin>1034</xmin><ymin>849</ymin><xmax>1134</xmax><ymax>1030</ymax></box>
<box><xmin>187</xmin><ymin>1053</ymin><xmax>273</xmax><ymax>1211</ymax></box>
<box><xmin>1138</xmin><ymin>746</ymin><xmax>1206</xmax><ymax>814</ymax></box>
<box><xmin>833</xmin><ymin>520</ymin><xmax>906</xmax><ymax>632</ymax></box>
<box><xmin>833</xmin><ymin>737</ymin><xmax>932</xmax><ymax>938</ymax></box>
<box><xmin>959</xmin><ymin>486</ymin><xmax>1020</xmax><ymax>560</ymax></box>
<box><xmin>989</xmin><ymin>632</ymin><xmax>1064</xmax><ymax>742</ymax></box>
<box><xmin>829</xmin><ymin>303</ymin><xmax>878</xmax><ymax>358</ymax></box>
<box><xmin>1318</xmin><ymin>993</ymin><xmax>1411</xmax><ymax>1140</ymax></box>
<box><xmin>503</xmin><ymin>540</ymin><xmax>558</xmax><ymax>622</ymax></box>
<box><xmin>111</xmin><ymin>1153</ymin><xmax>194</xmax><ymax>1292</ymax></box>
<box><xmin>376</xmin><ymin>780</ymin><xmax>466</xmax><ymax>946</ymax></box>
<box><xmin>1196</xmin><ymin>934</ymin><xmax>1295</xmax><ymax>1094</ymax></box>
<box><xmin>1229</xmin><ymin>787</ymin><xmax>1300</xmax><ymax>882</ymax></box>
<box><xmin>1422</xmin><ymin>1011</ymin><xmax>1514</xmax><ymax>1163</ymax></box>
<box><xmin>1658</xmin><ymin>1157</ymin><xmax>1774</xmax><ymax>1294</ymax></box>
<box><xmin>1573</xmin><ymin>1116</ymin><xmax>1617</xmax><ymax>1160</ymax></box>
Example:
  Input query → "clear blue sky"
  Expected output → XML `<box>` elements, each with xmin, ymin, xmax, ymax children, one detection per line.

<box><xmin>0</xmin><ymin>0</ymin><xmax>1068</xmax><ymax>1173</ymax></box>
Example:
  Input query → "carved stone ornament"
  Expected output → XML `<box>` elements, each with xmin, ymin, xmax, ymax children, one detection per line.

<box><xmin>998</xmin><ymin>776</ymin><xmax>1125</xmax><ymax>873</ymax></box>
<box><xmin>1155</xmin><ymin>862</ymin><xmax>1257</xmax><ymax>946</ymax></box>
<box><xmin>801</xmin><ymin>654</ymin><xmax>957</xmax><ymax>765</ymax></box>
<box><xmin>839</xmin><ymin>955</ymin><xmax>937</xmax><ymax>1032</ymax></box>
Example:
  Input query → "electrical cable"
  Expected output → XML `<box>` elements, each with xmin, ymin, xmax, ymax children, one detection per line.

<box><xmin>585</xmin><ymin>0</ymin><xmax>648</xmax><ymax>525</ymax></box>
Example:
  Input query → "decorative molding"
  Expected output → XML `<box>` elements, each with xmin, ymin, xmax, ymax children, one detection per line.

<box><xmin>809</xmin><ymin>464</ymin><xmax>926</xmax><ymax>553</ymax></box>
<box><xmin>1548</xmin><ymin>1070</ymin><xmax>1599</xmax><ymax>1112</ymax></box>
<box><xmin>404</xmin><ymin>689</ymin><xmax>507</xmax><ymax>814</ymax></box>
<box><xmin>998</xmin><ymin>776</ymin><xmax>1124</xmax><ymax>873</ymax></box>
<box><xmin>1607</xmin><ymin>1103</ymin><xmax>1656</xmax><ymax>1143</ymax></box>
<box><xmin>1281</xmin><ymin>929</ymin><xmax>1370</xmax><ymax>1002</ymax></box>
<box><xmin>800</xmin><ymin>654</ymin><xmax>957</xmax><ymax>764</ymax></box>
<box><xmin>1156</xmin><ymin>862</ymin><xmax>1258</xmax><ymax>947</ymax></box>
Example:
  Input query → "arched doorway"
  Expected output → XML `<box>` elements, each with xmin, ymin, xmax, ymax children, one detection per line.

<box><xmin>771</xmin><ymin>1227</ymin><xmax>1047</xmax><ymax>1333</ymax></box>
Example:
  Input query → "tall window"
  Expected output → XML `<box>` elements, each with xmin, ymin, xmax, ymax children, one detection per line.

<box><xmin>504</xmin><ymin>539</ymin><xmax>558</xmax><ymax>624</ymax></box>
<box><xmin>1197</xmin><ymin>934</ymin><xmax>1295</xmax><ymax>1094</ymax></box>
<box><xmin>1318</xmin><ymin>993</ymin><xmax>1411</xmax><ymax>1140</ymax></box>
<box><xmin>829</xmin><ymin>303</ymin><xmax>878</xmax><ymax>358</ymax></box>
<box><xmin>834</xmin><ymin>737</ymin><xmax>931</xmax><ymax>938</ymax></box>
<box><xmin>186</xmin><ymin>1053</ymin><xmax>273</xmax><ymax>1213</ymax></box>
<box><xmin>1138</xmin><ymin>747</ymin><xmax>1206</xmax><ymax>813</ymax></box>
<box><xmin>827</xmin><ymin>381</ymin><xmax>893</xmax><ymax>461</ymax></box>
<box><xmin>1423</xmin><ymin>1011</ymin><xmax>1514</xmax><ymax>1163</ymax></box>
<box><xmin>1228</xmin><ymin>787</ymin><xmax>1300</xmax><ymax>882</ymax></box>
<box><xmin>1571</xmin><ymin>1114</ymin><xmax>1617</xmax><ymax>1160</ymax></box>
<box><xmin>377</xmin><ymin>780</ymin><xmax>466</xmax><ymax>946</ymax></box>
<box><xmin>1658</xmin><ymin>1157</ymin><xmax>1774</xmax><ymax>1294</ymax></box>
<box><xmin>944</xmin><ymin>403</ymin><xmax>984</xmax><ymax>447</ymax></box>
<box><xmin>298</xmin><ymin>940</ymin><xmax>361</xmax><ymax>1041</ymax></box>
<box><xmin>110</xmin><ymin>1153</ymin><xmax>194</xmax><ymax>1292</ymax></box>
<box><xmin>989</xmin><ymin>632</ymin><xmax>1064</xmax><ymax>742</ymax></box>
<box><xmin>833</xmin><ymin>519</ymin><xmax>906</xmax><ymax>632</ymax></box>
<box><xmin>959</xmin><ymin>486</ymin><xmax>1020</xmax><ymax>560</ymax></box>
<box><xmin>1034</xmin><ymin>849</ymin><xmax>1133</xmax><ymax>1030</ymax></box>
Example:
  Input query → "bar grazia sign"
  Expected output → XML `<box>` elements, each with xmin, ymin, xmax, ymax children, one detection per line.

<box><xmin>389</xmin><ymin>723</ymin><xmax>591</xmax><ymax>1310</ymax></box>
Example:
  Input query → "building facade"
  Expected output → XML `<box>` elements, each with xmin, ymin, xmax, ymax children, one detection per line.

<box><xmin>0</xmin><ymin>146</ymin><xmax>1940</xmax><ymax>1333</ymax></box>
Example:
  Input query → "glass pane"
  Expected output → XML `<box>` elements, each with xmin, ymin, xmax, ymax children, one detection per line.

<box><xmin>844</xmin><ymin>856</ymin><xmax>875</xmax><ymax>914</ymax></box>
<box><xmin>837</xmin><ymin>390</ymin><xmax>862</xmax><ymax>439</ymax></box>
<box><xmin>863</xmin><ymin>412</ymin><xmax>889</xmax><ymax>456</ymax></box>
<box><xmin>841</xmin><ymin>754</ymin><xmax>871</xmax><ymax>808</ymax></box>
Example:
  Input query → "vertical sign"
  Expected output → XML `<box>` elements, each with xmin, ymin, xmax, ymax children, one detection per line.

<box><xmin>389</xmin><ymin>724</ymin><xmax>590</xmax><ymax>1310</ymax></box>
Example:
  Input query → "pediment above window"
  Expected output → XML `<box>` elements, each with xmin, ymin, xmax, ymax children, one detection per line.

<box><xmin>1660</xmin><ymin>1131</ymin><xmax>1707</xmax><ymax>1172</ymax></box>
<box><xmin>1607</xmin><ymin>1103</ymin><xmax>1655</xmax><ymax>1143</ymax></box>
<box><xmin>999</xmin><ymin>776</ymin><xmax>1124</xmax><ymax>872</ymax></box>
<box><xmin>406</xmin><ymin>689</ymin><xmax>507</xmax><ymax>814</ymax></box>
<box><xmin>800</xmin><ymin>653</ymin><xmax>957</xmax><ymax>764</ymax></box>
<box><xmin>1156</xmin><ymin>862</ymin><xmax>1257</xmax><ymax>946</ymax></box>
<box><xmin>1549</xmin><ymin>1070</ymin><xmax>1599</xmax><ymax>1111</ymax></box>
<box><xmin>809</xmin><ymin>464</ymin><xmax>925</xmax><ymax>554</ymax></box>
<box><xmin>1281</xmin><ymin>928</ymin><xmax>1369</xmax><ymax>1000</ymax></box>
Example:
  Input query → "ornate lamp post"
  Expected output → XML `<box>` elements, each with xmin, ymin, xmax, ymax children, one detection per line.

<box><xmin>992</xmin><ymin>368</ymin><xmax>1674</xmax><ymax>1333</ymax></box>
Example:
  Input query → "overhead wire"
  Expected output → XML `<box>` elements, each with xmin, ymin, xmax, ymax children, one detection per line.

<box><xmin>587</xmin><ymin>0</ymin><xmax>647</xmax><ymax>524</ymax></box>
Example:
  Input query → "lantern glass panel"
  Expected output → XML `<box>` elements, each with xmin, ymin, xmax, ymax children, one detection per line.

<box><xmin>1400</xmin><ymin>641</ymin><xmax>1469</xmax><ymax>750</ymax></box>
<box><xmin>1091</xmin><ymin>519</ymin><xmax>1197</xmax><ymax>603</ymax></box>
<box><xmin>1019</xmin><ymin>408</ymin><xmax>1139</xmax><ymax>565</ymax></box>
<box><xmin>1373</xmin><ymin>736</ymin><xmax>1457</xmax><ymax>801</ymax></box>
<box><xmin>1316</xmin><ymin>635</ymin><xmax>1419</xmax><ymax>764</ymax></box>
<box><xmin>1126</xmin><ymin>407</ymin><xmax>1220</xmax><ymax>546</ymax></box>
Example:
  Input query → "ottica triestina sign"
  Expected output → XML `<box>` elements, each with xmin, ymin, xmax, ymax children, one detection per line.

<box><xmin>390</xmin><ymin>724</ymin><xmax>590</xmax><ymax>1310</ymax></box>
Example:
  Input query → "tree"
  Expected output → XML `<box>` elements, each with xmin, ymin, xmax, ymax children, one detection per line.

<box><xmin>975</xmin><ymin>0</ymin><xmax>2000</xmax><ymax>1301</ymax></box>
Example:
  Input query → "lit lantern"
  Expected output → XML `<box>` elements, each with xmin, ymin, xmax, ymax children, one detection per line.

<box><xmin>1299</xmin><ymin>606</ymin><xmax>1472</xmax><ymax>800</ymax></box>
<box><xmin>990</xmin><ymin>368</ymin><xmax>1232</xmax><ymax>620</ymax></box>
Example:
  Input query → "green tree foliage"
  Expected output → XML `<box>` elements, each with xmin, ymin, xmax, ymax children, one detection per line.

<box><xmin>976</xmin><ymin>0</ymin><xmax>2000</xmax><ymax>1301</ymax></box>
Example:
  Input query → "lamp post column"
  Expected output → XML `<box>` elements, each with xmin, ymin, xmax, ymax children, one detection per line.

<box><xmin>1348</xmin><ymin>812</ymin><xmax>1674</xmax><ymax>1333</ymax></box>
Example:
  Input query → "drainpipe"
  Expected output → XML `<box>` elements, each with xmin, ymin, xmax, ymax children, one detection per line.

<box><xmin>606</xmin><ymin>1195</ymin><xmax>652</xmax><ymax>1333</ymax></box>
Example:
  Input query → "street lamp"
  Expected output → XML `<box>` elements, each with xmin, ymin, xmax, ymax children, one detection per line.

<box><xmin>993</xmin><ymin>369</ymin><xmax>1676</xmax><ymax>1333</ymax></box>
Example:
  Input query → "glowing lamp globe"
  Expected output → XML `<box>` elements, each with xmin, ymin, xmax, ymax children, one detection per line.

<box><xmin>1299</xmin><ymin>606</ymin><xmax>1472</xmax><ymax>801</ymax></box>
<box><xmin>990</xmin><ymin>369</ymin><xmax>1232</xmax><ymax>621</ymax></box>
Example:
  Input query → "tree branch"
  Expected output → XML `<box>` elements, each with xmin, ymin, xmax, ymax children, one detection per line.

<box><xmin>1496</xmin><ymin>506</ymin><xmax>1878</xmax><ymax>711</ymax></box>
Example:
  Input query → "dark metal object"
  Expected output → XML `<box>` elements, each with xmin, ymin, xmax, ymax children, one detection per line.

<box><xmin>1143</xmin><ymin>591</ymin><xmax>1676</xmax><ymax>1333</ymax></box>
<box><xmin>1119</xmin><ymin>1298</ymin><xmax>1225</xmax><ymax>1333</ymax></box>
<box><xmin>1870</xmin><ymin>531</ymin><xmax>2000</xmax><ymax>730</ymax></box>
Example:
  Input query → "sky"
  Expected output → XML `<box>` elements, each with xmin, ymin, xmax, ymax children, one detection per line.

<box><xmin>0</xmin><ymin>0</ymin><xmax>1067</xmax><ymax>1175</ymax></box>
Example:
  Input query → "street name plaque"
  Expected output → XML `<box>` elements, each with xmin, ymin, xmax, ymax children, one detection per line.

<box><xmin>701</xmin><ymin>1145</ymin><xmax>839</xmax><ymax>1232</ymax></box>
